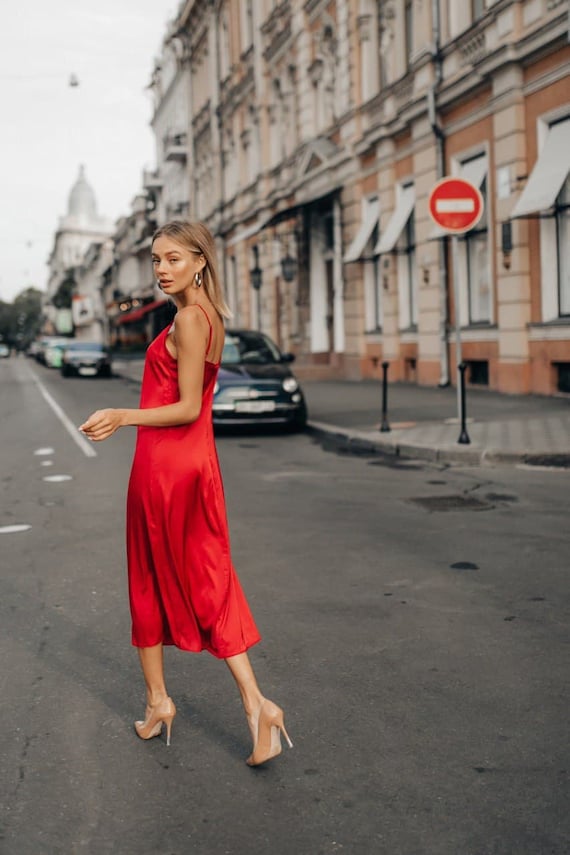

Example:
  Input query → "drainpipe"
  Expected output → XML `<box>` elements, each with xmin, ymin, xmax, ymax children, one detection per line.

<box><xmin>429</xmin><ymin>0</ymin><xmax>450</xmax><ymax>386</ymax></box>
<box><xmin>213</xmin><ymin>10</ymin><xmax>229</xmax><ymax>305</ymax></box>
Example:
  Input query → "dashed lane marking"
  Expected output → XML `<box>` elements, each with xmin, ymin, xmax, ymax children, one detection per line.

<box><xmin>28</xmin><ymin>368</ymin><xmax>97</xmax><ymax>458</ymax></box>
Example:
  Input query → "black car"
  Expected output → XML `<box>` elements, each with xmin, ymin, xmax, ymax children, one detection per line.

<box><xmin>61</xmin><ymin>342</ymin><xmax>112</xmax><ymax>377</ymax></box>
<box><xmin>213</xmin><ymin>330</ymin><xmax>307</xmax><ymax>429</ymax></box>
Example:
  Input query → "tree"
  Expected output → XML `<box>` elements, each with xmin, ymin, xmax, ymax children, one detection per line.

<box><xmin>0</xmin><ymin>288</ymin><xmax>44</xmax><ymax>350</ymax></box>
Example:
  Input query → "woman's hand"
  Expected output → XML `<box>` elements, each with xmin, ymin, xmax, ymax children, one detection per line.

<box><xmin>79</xmin><ymin>408</ymin><xmax>126</xmax><ymax>442</ymax></box>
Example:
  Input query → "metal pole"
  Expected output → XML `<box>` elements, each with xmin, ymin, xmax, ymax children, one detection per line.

<box><xmin>451</xmin><ymin>235</ymin><xmax>463</xmax><ymax>424</ymax></box>
<box><xmin>457</xmin><ymin>362</ymin><xmax>471</xmax><ymax>444</ymax></box>
<box><xmin>380</xmin><ymin>361</ymin><xmax>390</xmax><ymax>432</ymax></box>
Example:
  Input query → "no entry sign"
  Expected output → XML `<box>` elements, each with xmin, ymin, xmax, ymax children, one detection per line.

<box><xmin>428</xmin><ymin>177</ymin><xmax>484</xmax><ymax>234</ymax></box>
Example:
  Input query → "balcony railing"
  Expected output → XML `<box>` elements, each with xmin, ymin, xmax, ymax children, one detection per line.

<box><xmin>164</xmin><ymin>133</ymin><xmax>188</xmax><ymax>162</ymax></box>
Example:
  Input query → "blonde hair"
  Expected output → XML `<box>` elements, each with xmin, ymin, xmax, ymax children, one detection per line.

<box><xmin>152</xmin><ymin>220</ymin><xmax>231</xmax><ymax>319</ymax></box>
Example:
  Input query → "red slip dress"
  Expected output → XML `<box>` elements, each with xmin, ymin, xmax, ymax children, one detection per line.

<box><xmin>126</xmin><ymin>305</ymin><xmax>261</xmax><ymax>658</ymax></box>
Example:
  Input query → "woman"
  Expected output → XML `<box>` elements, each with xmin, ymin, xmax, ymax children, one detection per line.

<box><xmin>80</xmin><ymin>221</ymin><xmax>292</xmax><ymax>767</ymax></box>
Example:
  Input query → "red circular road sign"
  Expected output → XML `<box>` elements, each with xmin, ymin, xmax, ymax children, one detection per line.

<box><xmin>428</xmin><ymin>177</ymin><xmax>484</xmax><ymax>234</ymax></box>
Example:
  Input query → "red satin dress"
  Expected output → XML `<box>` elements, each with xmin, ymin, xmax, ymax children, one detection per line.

<box><xmin>126</xmin><ymin>307</ymin><xmax>261</xmax><ymax>658</ymax></box>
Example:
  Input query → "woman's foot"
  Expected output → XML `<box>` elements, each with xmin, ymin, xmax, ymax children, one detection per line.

<box><xmin>246</xmin><ymin>699</ymin><xmax>293</xmax><ymax>767</ymax></box>
<box><xmin>134</xmin><ymin>696</ymin><xmax>176</xmax><ymax>745</ymax></box>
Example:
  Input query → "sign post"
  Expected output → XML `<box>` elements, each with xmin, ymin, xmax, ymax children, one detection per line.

<box><xmin>428</xmin><ymin>177</ymin><xmax>484</xmax><ymax>445</ymax></box>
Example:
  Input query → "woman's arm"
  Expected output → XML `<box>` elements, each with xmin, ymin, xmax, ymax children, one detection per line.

<box><xmin>79</xmin><ymin>307</ymin><xmax>208</xmax><ymax>442</ymax></box>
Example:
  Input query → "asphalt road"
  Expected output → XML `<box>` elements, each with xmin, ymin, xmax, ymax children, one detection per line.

<box><xmin>1</xmin><ymin>357</ymin><xmax>569</xmax><ymax>855</ymax></box>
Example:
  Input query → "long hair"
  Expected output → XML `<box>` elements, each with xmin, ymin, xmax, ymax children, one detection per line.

<box><xmin>152</xmin><ymin>220</ymin><xmax>231</xmax><ymax>319</ymax></box>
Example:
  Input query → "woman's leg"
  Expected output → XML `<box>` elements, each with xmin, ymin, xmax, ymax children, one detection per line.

<box><xmin>225</xmin><ymin>651</ymin><xmax>292</xmax><ymax>765</ymax></box>
<box><xmin>134</xmin><ymin>643</ymin><xmax>176</xmax><ymax>743</ymax></box>
<box><xmin>225</xmin><ymin>652</ymin><xmax>264</xmax><ymax>736</ymax></box>
<box><xmin>138</xmin><ymin>643</ymin><xmax>168</xmax><ymax>706</ymax></box>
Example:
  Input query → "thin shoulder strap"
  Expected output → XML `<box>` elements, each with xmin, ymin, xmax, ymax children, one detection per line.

<box><xmin>193</xmin><ymin>303</ymin><xmax>213</xmax><ymax>355</ymax></box>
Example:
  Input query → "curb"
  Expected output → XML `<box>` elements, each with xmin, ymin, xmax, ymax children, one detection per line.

<box><xmin>110</xmin><ymin>368</ymin><xmax>570</xmax><ymax>469</ymax></box>
<box><xmin>306</xmin><ymin>420</ymin><xmax>570</xmax><ymax>469</ymax></box>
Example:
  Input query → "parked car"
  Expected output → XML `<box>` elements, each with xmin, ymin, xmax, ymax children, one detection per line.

<box><xmin>213</xmin><ymin>330</ymin><xmax>307</xmax><ymax>430</ymax></box>
<box><xmin>61</xmin><ymin>342</ymin><xmax>112</xmax><ymax>377</ymax></box>
<box><xmin>26</xmin><ymin>341</ymin><xmax>42</xmax><ymax>359</ymax></box>
<box><xmin>0</xmin><ymin>343</ymin><xmax>10</xmax><ymax>358</ymax></box>
<box><xmin>44</xmin><ymin>337</ymin><xmax>75</xmax><ymax>368</ymax></box>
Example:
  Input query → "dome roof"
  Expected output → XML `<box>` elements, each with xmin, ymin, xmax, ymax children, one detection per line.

<box><xmin>67</xmin><ymin>165</ymin><xmax>97</xmax><ymax>220</ymax></box>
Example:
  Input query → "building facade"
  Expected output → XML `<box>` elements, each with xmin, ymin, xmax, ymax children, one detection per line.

<box><xmin>146</xmin><ymin>0</ymin><xmax>569</xmax><ymax>394</ymax></box>
<box><xmin>45</xmin><ymin>166</ymin><xmax>113</xmax><ymax>335</ymax></box>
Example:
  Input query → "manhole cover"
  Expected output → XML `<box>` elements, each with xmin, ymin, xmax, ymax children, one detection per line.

<box><xmin>408</xmin><ymin>495</ymin><xmax>494</xmax><ymax>512</ymax></box>
<box><xmin>485</xmin><ymin>493</ymin><xmax>518</xmax><ymax>503</ymax></box>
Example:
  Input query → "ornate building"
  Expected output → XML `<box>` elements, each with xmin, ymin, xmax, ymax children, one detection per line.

<box><xmin>45</xmin><ymin>166</ymin><xmax>113</xmax><ymax>335</ymax></box>
<box><xmin>146</xmin><ymin>0</ymin><xmax>569</xmax><ymax>394</ymax></box>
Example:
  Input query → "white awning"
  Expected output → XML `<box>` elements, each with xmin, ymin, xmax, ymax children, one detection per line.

<box><xmin>512</xmin><ymin>119</ymin><xmax>570</xmax><ymax>218</ymax></box>
<box><xmin>374</xmin><ymin>185</ymin><xmax>415</xmax><ymax>254</ymax></box>
<box><xmin>344</xmin><ymin>199</ymin><xmax>380</xmax><ymax>262</ymax></box>
<box><xmin>429</xmin><ymin>155</ymin><xmax>488</xmax><ymax>239</ymax></box>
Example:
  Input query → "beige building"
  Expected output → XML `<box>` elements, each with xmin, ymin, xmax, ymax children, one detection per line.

<box><xmin>149</xmin><ymin>0</ymin><xmax>569</xmax><ymax>394</ymax></box>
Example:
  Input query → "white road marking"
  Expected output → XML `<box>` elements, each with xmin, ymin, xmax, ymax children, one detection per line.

<box><xmin>435</xmin><ymin>199</ymin><xmax>475</xmax><ymax>213</ymax></box>
<box><xmin>0</xmin><ymin>524</ymin><xmax>32</xmax><ymax>534</ymax></box>
<box><xmin>34</xmin><ymin>447</ymin><xmax>55</xmax><ymax>456</ymax></box>
<box><xmin>28</xmin><ymin>368</ymin><xmax>97</xmax><ymax>458</ymax></box>
<box><xmin>41</xmin><ymin>460</ymin><xmax>54</xmax><ymax>467</ymax></box>
<box><xmin>43</xmin><ymin>474</ymin><xmax>73</xmax><ymax>482</ymax></box>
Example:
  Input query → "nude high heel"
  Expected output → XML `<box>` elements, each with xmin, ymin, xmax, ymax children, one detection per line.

<box><xmin>246</xmin><ymin>699</ymin><xmax>293</xmax><ymax>767</ymax></box>
<box><xmin>134</xmin><ymin>697</ymin><xmax>176</xmax><ymax>746</ymax></box>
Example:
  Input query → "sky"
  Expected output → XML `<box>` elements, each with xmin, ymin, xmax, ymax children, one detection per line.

<box><xmin>0</xmin><ymin>0</ymin><xmax>178</xmax><ymax>303</ymax></box>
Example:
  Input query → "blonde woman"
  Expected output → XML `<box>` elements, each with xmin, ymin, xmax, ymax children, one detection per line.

<box><xmin>80</xmin><ymin>221</ymin><xmax>292</xmax><ymax>766</ymax></box>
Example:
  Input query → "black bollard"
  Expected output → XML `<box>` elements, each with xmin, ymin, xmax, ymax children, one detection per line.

<box><xmin>380</xmin><ymin>361</ymin><xmax>391</xmax><ymax>433</ymax></box>
<box><xmin>457</xmin><ymin>362</ymin><xmax>471</xmax><ymax>445</ymax></box>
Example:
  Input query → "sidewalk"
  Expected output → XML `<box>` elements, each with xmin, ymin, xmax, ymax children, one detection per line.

<box><xmin>111</xmin><ymin>356</ymin><xmax>570</xmax><ymax>467</ymax></box>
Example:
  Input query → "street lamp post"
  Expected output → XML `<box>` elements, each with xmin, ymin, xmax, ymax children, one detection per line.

<box><xmin>250</xmin><ymin>246</ymin><xmax>263</xmax><ymax>330</ymax></box>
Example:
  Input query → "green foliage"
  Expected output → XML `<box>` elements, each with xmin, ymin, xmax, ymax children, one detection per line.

<box><xmin>0</xmin><ymin>287</ymin><xmax>44</xmax><ymax>350</ymax></box>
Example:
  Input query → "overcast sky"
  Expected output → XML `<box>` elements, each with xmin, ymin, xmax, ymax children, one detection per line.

<box><xmin>0</xmin><ymin>1</ymin><xmax>178</xmax><ymax>303</ymax></box>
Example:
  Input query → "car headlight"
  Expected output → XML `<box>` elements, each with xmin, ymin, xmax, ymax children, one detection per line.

<box><xmin>214</xmin><ymin>381</ymin><xmax>219</xmax><ymax>395</ymax></box>
<box><xmin>282</xmin><ymin>377</ymin><xmax>298</xmax><ymax>393</ymax></box>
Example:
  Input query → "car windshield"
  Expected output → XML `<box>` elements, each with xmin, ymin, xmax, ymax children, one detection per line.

<box><xmin>66</xmin><ymin>343</ymin><xmax>106</xmax><ymax>352</ymax></box>
<box><xmin>222</xmin><ymin>332</ymin><xmax>282</xmax><ymax>365</ymax></box>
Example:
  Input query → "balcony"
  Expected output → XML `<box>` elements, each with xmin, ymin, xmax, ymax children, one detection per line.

<box><xmin>143</xmin><ymin>169</ymin><xmax>163</xmax><ymax>190</ymax></box>
<box><xmin>164</xmin><ymin>133</ymin><xmax>188</xmax><ymax>163</ymax></box>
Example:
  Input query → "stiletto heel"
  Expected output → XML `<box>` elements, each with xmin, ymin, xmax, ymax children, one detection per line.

<box><xmin>134</xmin><ymin>697</ymin><xmax>176</xmax><ymax>745</ymax></box>
<box><xmin>246</xmin><ymin>699</ymin><xmax>293</xmax><ymax>767</ymax></box>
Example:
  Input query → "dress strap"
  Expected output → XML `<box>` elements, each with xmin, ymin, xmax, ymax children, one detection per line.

<box><xmin>193</xmin><ymin>304</ymin><xmax>213</xmax><ymax>356</ymax></box>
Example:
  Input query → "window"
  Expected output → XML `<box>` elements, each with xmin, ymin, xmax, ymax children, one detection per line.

<box><xmin>557</xmin><ymin>176</ymin><xmax>570</xmax><ymax>316</ymax></box>
<box><xmin>404</xmin><ymin>211</ymin><xmax>418</xmax><ymax>326</ymax></box>
<box><xmin>404</xmin><ymin>0</ymin><xmax>414</xmax><ymax>69</ymax></box>
<box><xmin>465</xmin><ymin>175</ymin><xmax>490</xmax><ymax>323</ymax></box>
<box><xmin>240</xmin><ymin>0</ymin><xmax>254</xmax><ymax>53</ymax></box>
<box><xmin>472</xmin><ymin>0</ymin><xmax>485</xmax><ymax>21</ymax></box>
<box><xmin>372</xmin><ymin>225</ymin><xmax>382</xmax><ymax>330</ymax></box>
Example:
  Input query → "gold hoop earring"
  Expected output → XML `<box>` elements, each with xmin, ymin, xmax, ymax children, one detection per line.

<box><xmin>195</xmin><ymin>272</ymin><xmax>202</xmax><ymax>288</ymax></box>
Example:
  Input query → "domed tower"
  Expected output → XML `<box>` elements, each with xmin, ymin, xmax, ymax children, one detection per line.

<box><xmin>46</xmin><ymin>165</ymin><xmax>114</xmax><ymax>309</ymax></box>
<box><xmin>67</xmin><ymin>164</ymin><xmax>98</xmax><ymax>223</ymax></box>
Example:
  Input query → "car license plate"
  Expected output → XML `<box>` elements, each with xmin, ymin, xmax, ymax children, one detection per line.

<box><xmin>235</xmin><ymin>400</ymin><xmax>276</xmax><ymax>413</ymax></box>
<box><xmin>79</xmin><ymin>366</ymin><xmax>97</xmax><ymax>376</ymax></box>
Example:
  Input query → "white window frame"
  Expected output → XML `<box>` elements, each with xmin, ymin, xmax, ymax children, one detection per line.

<box><xmin>452</xmin><ymin>149</ymin><xmax>493</xmax><ymax>327</ymax></box>
<box><xmin>395</xmin><ymin>182</ymin><xmax>417</xmax><ymax>331</ymax></box>
<box><xmin>358</xmin><ymin>196</ymin><xmax>382</xmax><ymax>332</ymax></box>
<box><xmin>536</xmin><ymin>112</ymin><xmax>570</xmax><ymax>321</ymax></box>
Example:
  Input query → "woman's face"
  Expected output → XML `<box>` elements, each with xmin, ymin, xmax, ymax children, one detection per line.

<box><xmin>151</xmin><ymin>235</ymin><xmax>205</xmax><ymax>297</ymax></box>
